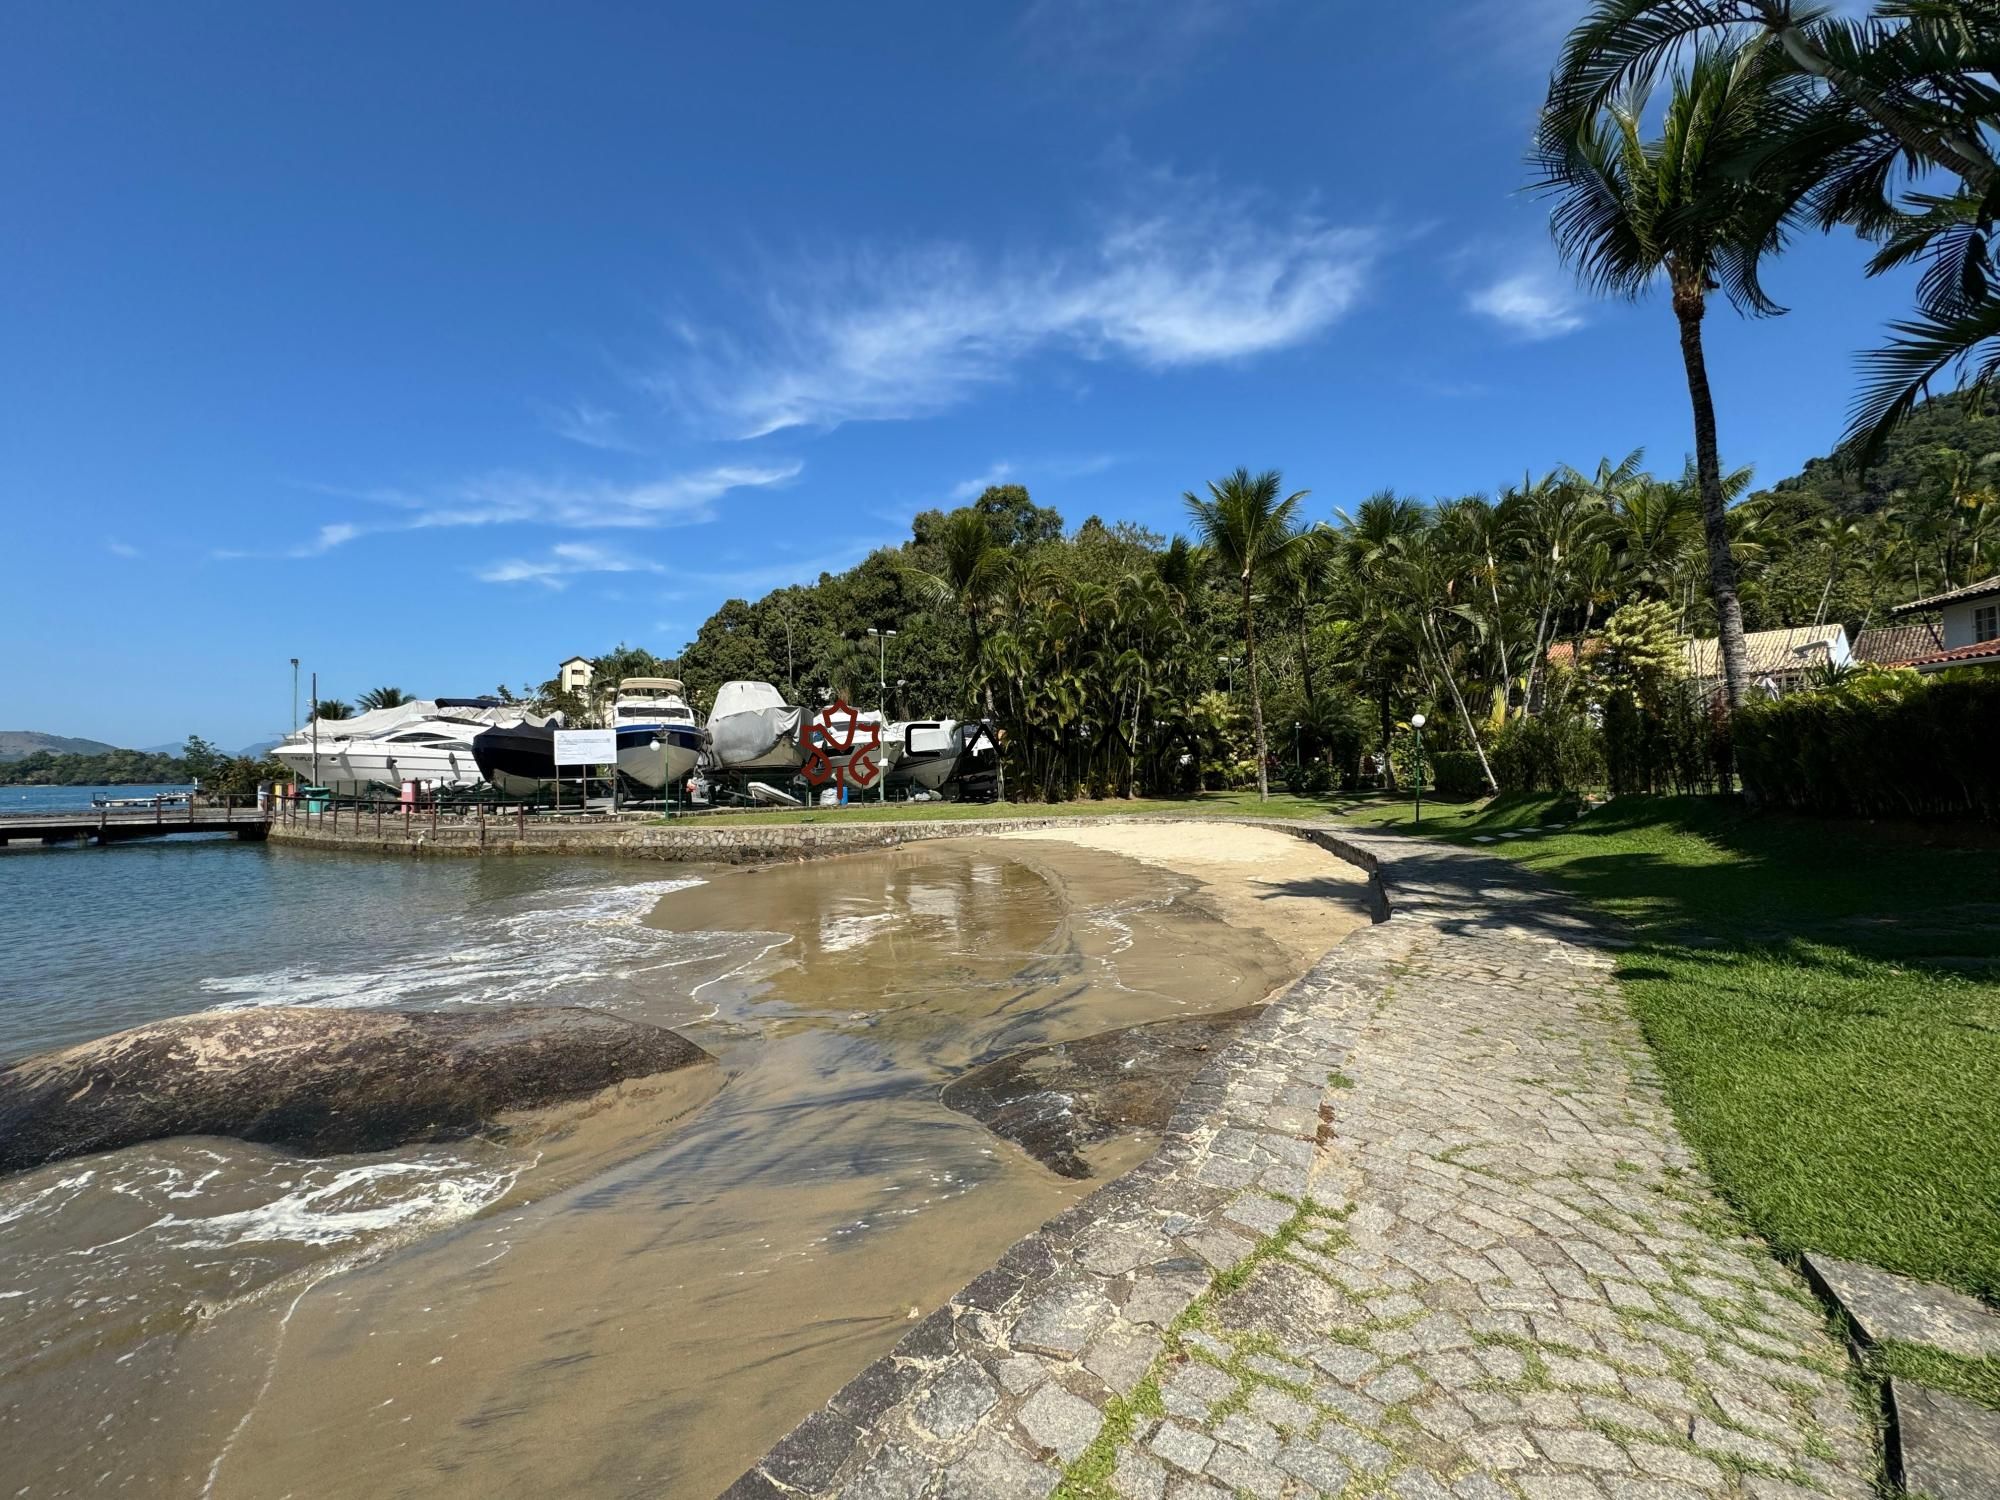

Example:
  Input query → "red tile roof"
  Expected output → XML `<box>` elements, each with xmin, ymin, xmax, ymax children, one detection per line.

<box><xmin>1905</xmin><ymin>638</ymin><xmax>2000</xmax><ymax>671</ymax></box>
<box><xmin>1852</xmin><ymin>622</ymin><xmax>1944</xmax><ymax>666</ymax></box>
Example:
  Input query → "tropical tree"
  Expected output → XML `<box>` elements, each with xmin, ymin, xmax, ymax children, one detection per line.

<box><xmin>311</xmin><ymin>698</ymin><xmax>352</xmax><ymax>721</ymax></box>
<box><xmin>1535</xmin><ymin>38</ymin><xmax>1804</xmax><ymax>712</ymax></box>
<box><xmin>903</xmin><ymin>509</ymin><xmax>1012</xmax><ymax>800</ymax></box>
<box><xmin>1544</xmin><ymin>0</ymin><xmax>2000</xmax><ymax>455</ymax></box>
<box><xmin>1184</xmin><ymin>468</ymin><xmax>1308</xmax><ymax>800</ymax></box>
<box><xmin>356</xmin><ymin>686</ymin><xmax>412</xmax><ymax>712</ymax></box>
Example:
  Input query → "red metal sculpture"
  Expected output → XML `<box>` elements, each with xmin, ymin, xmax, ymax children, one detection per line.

<box><xmin>801</xmin><ymin>698</ymin><xmax>883</xmax><ymax>791</ymax></box>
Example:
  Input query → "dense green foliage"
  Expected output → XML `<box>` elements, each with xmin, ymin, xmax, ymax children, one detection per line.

<box><xmin>1736</xmin><ymin>669</ymin><xmax>2000</xmax><ymax>819</ymax></box>
<box><xmin>0</xmin><ymin>734</ymin><xmax>287</xmax><ymax>792</ymax></box>
<box><xmin>1338</xmin><ymin>793</ymin><xmax>2000</xmax><ymax>1302</ymax></box>
<box><xmin>0</xmin><ymin>748</ymin><xmax>190</xmax><ymax>786</ymax></box>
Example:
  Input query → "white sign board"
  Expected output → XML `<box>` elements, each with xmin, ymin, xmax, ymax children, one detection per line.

<box><xmin>553</xmin><ymin>728</ymin><xmax>617</xmax><ymax>766</ymax></box>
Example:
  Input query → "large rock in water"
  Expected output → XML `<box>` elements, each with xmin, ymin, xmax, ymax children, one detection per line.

<box><xmin>941</xmin><ymin>1006</ymin><xmax>1261</xmax><ymax>1178</ymax></box>
<box><xmin>0</xmin><ymin>1006</ymin><xmax>713</xmax><ymax>1174</ymax></box>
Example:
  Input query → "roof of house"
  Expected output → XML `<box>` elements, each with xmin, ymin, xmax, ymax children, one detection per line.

<box><xmin>1905</xmin><ymin>638</ymin><xmax>2000</xmax><ymax>671</ymax></box>
<box><xmin>559</xmin><ymin>655</ymin><xmax>593</xmax><ymax>667</ymax></box>
<box><xmin>1851</xmin><ymin>622</ymin><xmax>1944</xmax><ymax>666</ymax></box>
<box><xmin>1684</xmin><ymin>624</ymin><xmax>1846</xmax><ymax>680</ymax></box>
<box><xmin>1544</xmin><ymin>638</ymin><xmax>1606</xmax><ymax>668</ymax></box>
<box><xmin>1888</xmin><ymin>574</ymin><xmax>2000</xmax><ymax>616</ymax></box>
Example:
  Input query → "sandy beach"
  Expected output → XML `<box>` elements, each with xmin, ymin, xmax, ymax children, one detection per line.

<box><xmin>3</xmin><ymin>821</ymin><xmax>1375</xmax><ymax>1500</ymax></box>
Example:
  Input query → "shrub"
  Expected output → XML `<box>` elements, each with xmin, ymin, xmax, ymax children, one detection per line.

<box><xmin>1491</xmin><ymin>712</ymin><xmax>1604</xmax><ymax>793</ymax></box>
<box><xmin>1735</xmin><ymin>670</ymin><xmax>2000</xmax><ymax>820</ymax></box>
<box><xmin>1604</xmin><ymin>683</ymin><xmax>1730</xmax><ymax>796</ymax></box>
<box><xmin>1284</xmin><ymin>761</ymin><xmax>1334</xmax><ymax>797</ymax></box>
<box><xmin>1428</xmin><ymin>749</ymin><xmax>1487</xmax><ymax>800</ymax></box>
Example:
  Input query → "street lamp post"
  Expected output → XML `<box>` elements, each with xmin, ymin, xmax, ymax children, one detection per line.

<box><xmin>1293</xmin><ymin>720</ymin><xmax>1301</xmax><ymax>768</ymax></box>
<box><xmin>868</xmin><ymin>628</ymin><xmax>898</xmax><ymax>704</ymax></box>
<box><xmin>1410</xmin><ymin>713</ymin><xmax>1427</xmax><ymax>825</ymax></box>
<box><xmin>876</xmin><ymin>624</ymin><xmax>908</xmax><ymax>804</ymax></box>
<box><xmin>290</xmin><ymin>658</ymin><xmax>300</xmax><ymax>733</ymax></box>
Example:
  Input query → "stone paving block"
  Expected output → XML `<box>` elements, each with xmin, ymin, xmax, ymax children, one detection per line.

<box><xmin>1082</xmin><ymin>1322</ymin><xmax>1162</xmax><ymax>1397</ymax></box>
<box><xmin>1110</xmin><ymin>1449</ymin><xmax>1167</xmax><ymax>1500</ymax></box>
<box><xmin>1892</xmin><ymin>1377</ymin><xmax>2000</xmax><ymax>1500</ymax></box>
<box><xmin>1807</xmin><ymin>1254</ymin><xmax>2000</xmax><ymax>1361</ymax></box>
<box><xmin>1011</xmin><ymin>1279</ymin><xmax>1111</xmax><ymax>1360</ymax></box>
<box><xmin>1015</xmin><ymin>1382</ymin><xmax>1105</xmax><ymax>1463</ymax></box>
<box><xmin>1149</xmin><ymin>1420</ymin><xmax>1216</xmax><ymax>1474</ymax></box>
<box><xmin>1275</xmin><ymin>1437</ymin><xmax>1351</xmax><ymax>1491</ymax></box>
<box><xmin>934</xmin><ymin>1431</ymin><xmax>1059</xmax><ymax>1500</ymax></box>
<box><xmin>911</xmin><ymin>1360</ymin><xmax>1000</xmax><ymax>1441</ymax></box>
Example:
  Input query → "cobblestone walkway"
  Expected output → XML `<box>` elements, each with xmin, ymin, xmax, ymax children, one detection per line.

<box><xmin>722</xmin><ymin>829</ymin><xmax>1877</xmax><ymax>1500</ymax></box>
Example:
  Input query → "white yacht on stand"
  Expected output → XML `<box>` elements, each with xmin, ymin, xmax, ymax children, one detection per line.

<box><xmin>271</xmin><ymin>699</ymin><xmax>546</xmax><ymax>793</ymax></box>
<box><xmin>612</xmin><ymin>678</ymin><xmax>704</xmax><ymax>793</ymax></box>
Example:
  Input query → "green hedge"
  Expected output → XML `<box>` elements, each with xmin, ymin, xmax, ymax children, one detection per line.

<box><xmin>1491</xmin><ymin>712</ymin><xmax>1604</xmax><ymax>793</ymax></box>
<box><xmin>1735</xmin><ymin>672</ymin><xmax>2000</xmax><ymax>820</ymax></box>
<box><xmin>1428</xmin><ymin>749</ymin><xmax>1487</xmax><ymax>799</ymax></box>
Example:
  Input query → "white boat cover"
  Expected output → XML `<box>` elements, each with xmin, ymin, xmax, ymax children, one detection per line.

<box><xmin>706</xmin><ymin>681</ymin><xmax>805</xmax><ymax>768</ymax></box>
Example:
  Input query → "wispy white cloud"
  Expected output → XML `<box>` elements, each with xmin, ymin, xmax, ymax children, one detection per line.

<box><xmin>653</xmin><ymin>169</ymin><xmax>1379</xmax><ymax>438</ymax></box>
<box><xmin>242</xmin><ymin>462</ymin><xmax>802</xmax><ymax>562</ymax></box>
<box><xmin>537</xmin><ymin>398</ymin><xmax>643</xmax><ymax>453</ymax></box>
<box><xmin>949</xmin><ymin>462</ymin><xmax>1015</xmax><ymax>503</ymax></box>
<box><xmin>476</xmin><ymin>542</ymin><xmax>667</xmax><ymax>590</ymax></box>
<box><xmin>1467</xmin><ymin>269</ymin><xmax>1587</xmax><ymax>340</ymax></box>
<box><xmin>106</xmin><ymin>539</ymin><xmax>140</xmax><ymax>558</ymax></box>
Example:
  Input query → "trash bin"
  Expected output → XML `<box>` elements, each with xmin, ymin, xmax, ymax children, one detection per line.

<box><xmin>302</xmin><ymin>785</ymin><xmax>331</xmax><ymax>813</ymax></box>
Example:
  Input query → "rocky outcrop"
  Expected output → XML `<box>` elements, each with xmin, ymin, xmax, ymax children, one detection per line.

<box><xmin>0</xmin><ymin>1005</ymin><xmax>713</xmax><ymax>1174</ymax></box>
<box><xmin>940</xmin><ymin>1006</ymin><xmax>1264</xmax><ymax>1177</ymax></box>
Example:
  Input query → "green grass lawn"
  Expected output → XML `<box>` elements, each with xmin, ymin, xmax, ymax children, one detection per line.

<box><xmin>1336</xmin><ymin>792</ymin><xmax>2000</xmax><ymax>1310</ymax></box>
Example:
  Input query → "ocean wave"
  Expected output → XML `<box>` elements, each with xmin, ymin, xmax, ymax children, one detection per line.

<box><xmin>199</xmin><ymin>876</ymin><xmax>708</xmax><ymax>1013</ymax></box>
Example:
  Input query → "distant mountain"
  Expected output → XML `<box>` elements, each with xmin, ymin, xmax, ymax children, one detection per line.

<box><xmin>237</xmin><ymin>738</ymin><xmax>281</xmax><ymax>759</ymax></box>
<box><xmin>1762</xmin><ymin>387</ymin><xmax>2000</xmax><ymax>517</ymax></box>
<box><xmin>0</xmin><ymin>730</ymin><xmax>123</xmax><ymax>761</ymax></box>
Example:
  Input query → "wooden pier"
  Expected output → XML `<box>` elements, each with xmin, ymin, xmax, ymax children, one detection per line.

<box><xmin>0</xmin><ymin>801</ymin><xmax>272</xmax><ymax>847</ymax></box>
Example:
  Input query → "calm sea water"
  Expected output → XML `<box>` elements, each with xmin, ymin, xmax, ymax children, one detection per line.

<box><xmin>0</xmin><ymin>781</ymin><xmax>195</xmax><ymax>816</ymax></box>
<box><xmin>0</xmin><ymin>826</ymin><xmax>700</xmax><ymax>1060</ymax></box>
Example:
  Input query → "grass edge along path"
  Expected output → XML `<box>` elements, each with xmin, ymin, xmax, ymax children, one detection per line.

<box><xmin>1332</xmin><ymin>793</ymin><xmax>2000</xmax><ymax>1336</ymax></box>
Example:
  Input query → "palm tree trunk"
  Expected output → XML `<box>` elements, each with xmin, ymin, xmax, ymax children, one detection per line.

<box><xmin>1297</xmin><ymin>614</ymin><xmax>1317</xmax><ymax>709</ymax></box>
<box><xmin>1673</xmin><ymin>284</ymin><xmax>1749</xmax><ymax>712</ymax></box>
<box><xmin>1378</xmin><ymin>683</ymin><xmax>1398</xmax><ymax>792</ymax></box>
<box><xmin>1243</xmin><ymin>577</ymin><xmax>1269</xmax><ymax>800</ymax></box>
<box><xmin>1422</xmin><ymin>617</ymin><xmax>1500</xmax><ymax>794</ymax></box>
<box><xmin>966</xmin><ymin>608</ymin><xmax>1006</xmax><ymax>802</ymax></box>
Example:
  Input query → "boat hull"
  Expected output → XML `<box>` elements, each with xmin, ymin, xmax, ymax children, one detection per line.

<box><xmin>615</xmin><ymin>725</ymin><xmax>704</xmax><ymax>791</ymax></box>
<box><xmin>470</xmin><ymin>724</ymin><xmax>559</xmax><ymax>797</ymax></box>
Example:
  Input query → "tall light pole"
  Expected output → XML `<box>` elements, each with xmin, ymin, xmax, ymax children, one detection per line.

<box><xmin>1293</xmin><ymin>720</ymin><xmax>1301</xmax><ymax>768</ymax></box>
<box><xmin>290</xmin><ymin>658</ymin><xmax>300</xmax><ymax>733</ymax></box>
<box><xmin>310</xmin><ymin>670</ymin><xmax>320</xmax><ymax>787</ymax></box>
<box><xmin>868</xmin><ymin>628</ymin><xmax>897</xmax><ymax>704</ymax></box>
<box><xmin>1410</xmin><ymin>712</ymin><xmax>1427</xmax><ymax>825</ymax></box>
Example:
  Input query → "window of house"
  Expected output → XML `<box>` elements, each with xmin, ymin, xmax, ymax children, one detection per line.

<box><xmin>1977</xmin><ymin>604</ymin><xmax>2000</xmax><ymax>643</ymax></box>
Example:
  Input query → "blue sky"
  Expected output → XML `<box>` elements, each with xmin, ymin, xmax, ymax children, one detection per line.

<box><xmin>1</xmin><ymin>1</ymin><xmax>1915</xmax><ymax>749</ymax></box>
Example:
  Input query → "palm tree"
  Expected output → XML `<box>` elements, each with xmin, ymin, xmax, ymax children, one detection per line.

<box><xmin>1535</xmin><ymin>38</ymin><xmax>1802</xmax><ymax>712</ymax></box>
<box><xmin>356</xmin><ymin>686</ymin><xmax>412</xmax><ymax>712</ymax></box>
<box><xmin>1545</xmin><ymin>1</ymin><xmax>2000</xmax><ymax>456</ymax></box>
<box><xmin>1184</xmin><ymin>468</ymin><xmax>1307</xmax><ymax>800</ymax></box>
<box><xmin>904</xmin><ymin>510</ymin><xmax>1011</xmax><ymax>801</ymax></box>
<box><xmin>311</xmin><ymin>698</ymin><xmax>352</xmax><ymax>721</ymax></box>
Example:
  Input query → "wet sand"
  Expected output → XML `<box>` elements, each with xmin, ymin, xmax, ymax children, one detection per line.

<box><xmin>9</xmin><ymin>825</ymin><xmax>1371</xmax><ymax>1500</ymax></box>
